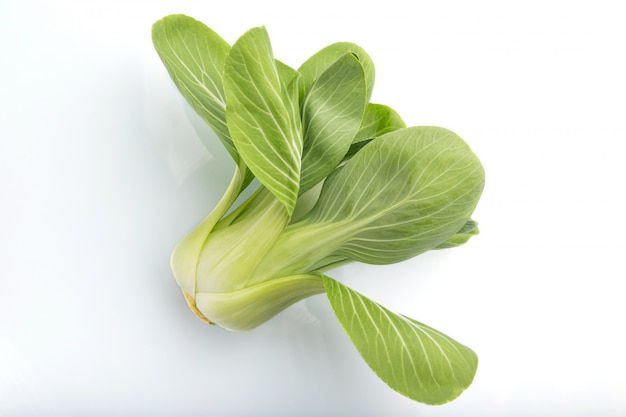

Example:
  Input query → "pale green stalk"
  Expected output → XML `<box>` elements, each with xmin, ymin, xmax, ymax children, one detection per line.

<box><xmin>170</xmin><ymin>163</ymin><xmax>244</xmax><ymax>299</ymax></box>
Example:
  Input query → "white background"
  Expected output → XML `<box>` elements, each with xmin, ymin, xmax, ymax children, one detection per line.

<box><xmin>1</xmin><ymin>0</ymin><xmax>625</xmax><ymax>415</ymax></box>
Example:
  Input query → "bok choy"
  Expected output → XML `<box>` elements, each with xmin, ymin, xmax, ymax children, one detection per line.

<box><xmin>152</xmin><ymin>14</ymin><xmax>485</xmax><ymax>405</ymax></box>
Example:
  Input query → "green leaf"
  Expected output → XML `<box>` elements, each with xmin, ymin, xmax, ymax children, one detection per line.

<box><xmin>223</xmin><ymin>27</ymin><xmax>303</xmax><ymax>215</ymax></box>
<box><xmin>354</xmin><ymin>103</ymin><xmax>406</xmax><ymax>143</ymax></box>
<box><xmin>298</xmin><ymin>42</ymin><xmax>375</xmax><ymax>103</ymax></box>
<box><xmin>307</xmin><ymin>126</ymin><xmax>485</xmax><ymax>265</ymax></box>
<box><xmin>344</xmin><ymin>103</ymin><xmax>406</xmax><ymax>161</ymax></box>
<box><xmin>151</xmin><ymin>15</ymin><xmax>237</xmax><ymax>161</ymax></box>
<box><xmin>299</xmin><ymin>52</ymin><xmax>367</xmax><ymax>193</ymax></box>
<box><xmin>275</xmin><ymin>59</ymin><xmax>302</xmax><ymax>148</ymax></box>
<box><xmin>435</xmin><ymin>219</ymin><xmax>479</xmax><ymax>249</ymax></box>
<box><xmin>323</xmin><ymin>276</ymin><xmax>478</xmax><ymax>405</ymax></box>
<box><xmin>258</xmin><ymin>127</ymin><xmax>484</xmax><ymax>278</ymax></box>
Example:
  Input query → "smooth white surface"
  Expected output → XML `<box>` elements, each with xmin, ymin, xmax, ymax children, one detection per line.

<box><xmin>1</xmin><ymin>0</ymin><xmax>625</xmax><ymax>415</ymax></box>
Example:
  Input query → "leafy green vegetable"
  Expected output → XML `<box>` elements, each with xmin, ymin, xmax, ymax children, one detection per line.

<box><xmin>297</xmin><ymin>41</ymin><xmax>375</xmax><ymax>102</ymax></box>
<box><xmin>299</xmin><ymin>52</ymin><xmax>366</xmax><ymax>193</ymax></box>
<box><xmin>152</xmin><ymin>14</ymin><xmax>485</xmax><ymax>405</ymax></box>
<box><xmin>151</xmin><ymin>15</ymin><xmax>234</xmax><ymax>160</ymax></box>
<box><xmin>324</xmin><ymin>276</ymin><xmax>478</xmax><ymax>405</ymax></box>
<box><xmin>223</xmin><ymin>26</ymin><xmax>303</xmax><ymax>214</ymax></box>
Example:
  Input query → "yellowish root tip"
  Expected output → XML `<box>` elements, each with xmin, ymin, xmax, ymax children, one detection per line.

<box><xmin>182</xmin><ymin>291</ymin><xmax>214</xmax><ymax>325</ymax></box>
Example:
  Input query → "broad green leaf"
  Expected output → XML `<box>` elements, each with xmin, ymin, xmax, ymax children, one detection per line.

<box><xmin>435</xmin><ymin>219</ymin><xmax>479</xmax><ymax>249</ymax></box>
<box><xmin>223</xmin><ymin>27</ymin><xmax>303</xmax><ymax>215</ymax></box>
<box><xmin>275</xmin><ymin>60</ymin><xmax>301</xmax><ymax>93</ymax></box>
<box><xmin>354</xmin><ymin>103</ymin><xmax>406</xmax><ymax>143</ymax></box>
<box><xmin>342</xmin><ymin>139</ymin><xmax>371</xmax><ymax>162</ymax></box>
<box><xmin>307</xmin><ymin>126</ymin><xmax>485</xmax><ymax>265</ymax></box>
<box><xmin>344</xmin><ymin>103</ymin><xmax>406</xmax><ymax>161</ymax></box>
<box><xmin>275</xmin><ymin>59</ymin><xmax>302</xmax><ymax>147</ymax></box>
<box><xmin>152</xmin><ymin>15</ymin><xmax>237</xmax><ymax>161</ymax></box>
<box><xmin>323</xmin><ymin>276</ymin><xmax>478</xmax><ymax>405</ymax></box>
<box><xmin>299</xmin><ymin>52</ymin><xmax>367</xmax><ymax>193</ymax></box>
<box><xmin>298</xmin><ymin>42</ymin><xmax>375</xmax><ymax>103</ymax></box>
